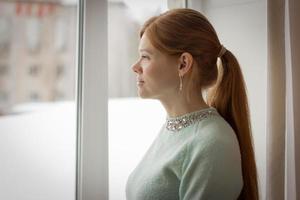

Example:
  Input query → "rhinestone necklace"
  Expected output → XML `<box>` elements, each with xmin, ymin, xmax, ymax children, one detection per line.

<box><xmin>165</xmin><ymin>107</ymin><xmax>219</xmax><ymax>132</ymax></box>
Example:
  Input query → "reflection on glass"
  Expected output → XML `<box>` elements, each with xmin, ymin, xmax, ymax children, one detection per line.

<box><xmin>0</xmin><ymin>1</ymin><xmax>77</xmax><ymax>200</ymax></box>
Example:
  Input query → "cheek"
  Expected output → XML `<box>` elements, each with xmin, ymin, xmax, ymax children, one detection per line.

<box><xmin>144</xmin><ymin>63</ymin><xmax>177</xmax><ymax>88</ymax></box>
<box><xmin>144</xmin><ymin>62</ymin><xmax>163</xmax><ymax>81</ymax></box>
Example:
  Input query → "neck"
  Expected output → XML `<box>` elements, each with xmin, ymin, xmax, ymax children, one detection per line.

<box><xmin>159</xmin><ymin>90</ymin><xmax>210</xmax><ymax>118</ymax></box>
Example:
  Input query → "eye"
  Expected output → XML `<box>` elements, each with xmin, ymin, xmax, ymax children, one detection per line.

<box><xmin>141</xmin><ymin>55</ymin><xmax>149</xmax><ymax>59</ymax></box>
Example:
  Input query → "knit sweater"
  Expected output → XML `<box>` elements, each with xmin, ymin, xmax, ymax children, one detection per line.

<box><xmin>125</xmin><ymin>107</ymin><xmax>243</xmax><ymax>200</ymax></box>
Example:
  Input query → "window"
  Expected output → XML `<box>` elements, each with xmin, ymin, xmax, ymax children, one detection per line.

<box><xmin>0</xmin><ymin>63</ymin><xmax>8</xmax><ymax>76</ymax></box>
<box><xmin>0</xmin><ymin>17</ymin><xmax>11</xmax><ymax>57</ymax></box>
<box><xmin>56</xmin><ymin>63</ymin><xmax>65</xmax><ymax>77</ymax></box>
<box><xmin>28</xmin><ymin>64</ymin><xmax>40</xmax><ymax>76</ymax></box>
<box><xmin>29</xmin><ymin>91</ymin><xmax>40</xmax><ymax>101</ymax></box>
<box><xmin>0</xmin><ymin>91</ymin><xmax>8</xmax><ymax>102</ymax></box>
<box><xmin>0</xmin><ymin>1</ymin><xmax>78</xmax><ymax>200</ymax></box>
<box><xmin>26</xmin><ymin>17</ymin><xmax>42</xmax><ymax>54</ymax></box>
<box><xmin>54</xmin><ymin>17</ymin><xmax>68</xmax><ymax>52</ymax></box>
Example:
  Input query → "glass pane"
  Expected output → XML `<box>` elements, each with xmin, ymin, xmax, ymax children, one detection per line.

<box><xmin>0</xmin><ymin>1</ymin><xmax>78</xmax><ymax>199</ymax></box>
<box><xmin>108</xmin><ymin>1</ymin><xmax>185</xmax><ymax>199</ymax></box>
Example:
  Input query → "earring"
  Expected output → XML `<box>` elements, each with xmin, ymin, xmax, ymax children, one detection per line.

<box><xmin>179</xmin><ymin>75</ymin><xmax>183</xmax><ymax>91</ymax></box>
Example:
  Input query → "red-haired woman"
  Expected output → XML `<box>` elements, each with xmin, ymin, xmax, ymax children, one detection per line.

<box><xmin>126</xmin><ymin>8</ymin><xmax>258</xmax><ymax>200</ymax></box>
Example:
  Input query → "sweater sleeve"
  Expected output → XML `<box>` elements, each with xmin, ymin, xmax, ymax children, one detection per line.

<box><xmin>178</xmin><ymin>128</ymin><xmax>243</xmax><ymax>200</ymax></box>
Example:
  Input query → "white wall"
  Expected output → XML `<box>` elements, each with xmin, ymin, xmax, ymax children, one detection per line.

<box><xmin>191</xmin><ymin>0</ymin><xmax>267</xmax><ymax>199</ymax></box>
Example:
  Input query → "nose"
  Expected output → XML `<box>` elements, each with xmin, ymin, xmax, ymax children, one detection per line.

<box><xmin>131</xmin><ymin>61</ymin><xmax>143</xmax><ymax>74</ymax></box>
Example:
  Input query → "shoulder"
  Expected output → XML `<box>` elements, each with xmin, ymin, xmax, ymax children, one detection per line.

<box><xmin>183</xmin><ymin>114</ymin><xmax>242</xmax><ymax>168</ymax></box>
<box><xmin>179</xmin><ymin>114</ymin><xmax>244</xmax><ymax>199</ymax></box>
<box><xmin>190</xmin><ymin>114</ymin><xmax>239</xmax><ymax>151</ymax></box>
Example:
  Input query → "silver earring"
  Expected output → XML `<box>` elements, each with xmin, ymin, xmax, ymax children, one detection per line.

<box><xmin>179</xmin><ymin>75</ymin><xmax>183</xmax><ymax>91</ymax></box>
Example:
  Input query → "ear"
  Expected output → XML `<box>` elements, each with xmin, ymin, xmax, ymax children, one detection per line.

<box><xmin>178</xmin><ymin>52</ymin><xmax>193</xmax><ymax>76</ymax></box>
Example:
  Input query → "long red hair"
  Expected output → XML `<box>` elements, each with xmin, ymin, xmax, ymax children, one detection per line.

<box><xmin>139</xmin><ymin>8</ymin><xmax>258</xmax><ymax>200</ymax></box>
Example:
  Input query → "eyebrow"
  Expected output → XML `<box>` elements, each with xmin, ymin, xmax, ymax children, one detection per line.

<box><xmin>138</xmin><ymin>49</ymin><xmax>153</xmax><ymax>54</ymax></box>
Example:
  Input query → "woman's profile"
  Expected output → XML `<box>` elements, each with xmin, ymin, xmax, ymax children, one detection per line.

<box><xmin>126</xmin><ymin>8</ymin><xmax>258</xmax><ymax>200</ymax></box>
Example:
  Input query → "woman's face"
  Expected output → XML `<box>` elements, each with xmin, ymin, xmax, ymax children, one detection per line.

<box><xmin>131</xmin><ymin>33</ymin><xmax>179</xmax><ymax>99</ymax></box>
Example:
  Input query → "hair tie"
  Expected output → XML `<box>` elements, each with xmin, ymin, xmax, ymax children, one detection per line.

<box><xmin>218</xmin><ymin>45</ymin><xmax>227</xmax><ymax>58</ymax></box>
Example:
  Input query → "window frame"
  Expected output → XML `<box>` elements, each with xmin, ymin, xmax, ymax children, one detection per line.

<box><xmin>75</xmin><ymin>0</ymin><xmax>108</xmax><ymax>200</ymax></box>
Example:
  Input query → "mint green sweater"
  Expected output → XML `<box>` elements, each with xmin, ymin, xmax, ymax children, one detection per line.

<box><xmin>125</xmin><ymin>107</ymin><xmax>243</xmax><ymax>200</ymax></box>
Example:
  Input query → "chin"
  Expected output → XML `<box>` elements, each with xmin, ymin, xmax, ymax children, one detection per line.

<box><xmin>139</xmin><ymin>94</ymin><xmax>160</xmax><ymax>101</ymax></box>
<box><xmin>137</xmin><ymin>87</ymin><xmax>158</xmax><ymax>99</ymax></box>
<box><xmin>138</xmin><ymin>93</ymin><xmax>150</xmax><ymax>99</ymax></box>
<box><xmin>137</xmin><ymin>90</ymin><xmax>154</xmax><ymax>99</ymax></box>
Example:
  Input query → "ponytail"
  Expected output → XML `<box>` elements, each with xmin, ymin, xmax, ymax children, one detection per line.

<box><xmin>207</xmin><ymin>50</ymin><xmax>259</xmax><ymax>200</ymax></box>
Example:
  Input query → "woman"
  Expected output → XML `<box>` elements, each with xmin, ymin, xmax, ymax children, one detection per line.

<box><xmin>126</xmin><ymin>8</ymin><xmax>258</xmax><ymax>200</ymax></box>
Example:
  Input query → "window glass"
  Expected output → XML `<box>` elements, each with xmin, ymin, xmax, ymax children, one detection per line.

<box><xmin>0</xmin><ymin>1</ymin><xmax>78</xmax><ymax>199</ymax></box>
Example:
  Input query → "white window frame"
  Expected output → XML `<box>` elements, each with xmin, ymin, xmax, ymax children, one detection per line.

<box><xmin>75</xmin><ymin>0</ymin><xmax>108</xmax><ymax>200</ymax></box>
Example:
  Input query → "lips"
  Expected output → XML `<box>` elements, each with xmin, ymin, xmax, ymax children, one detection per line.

<box><xmin>137</xmin><ymin>78</ymin><xmax>144</xmax><ymax>82</ymax></box>
<box><xmin>137</xmin><ymin>78</ymin><xmax>144</xmax><ymax>86</ymax></box>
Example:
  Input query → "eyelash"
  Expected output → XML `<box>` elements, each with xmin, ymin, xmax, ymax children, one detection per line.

<box><xmin>141</xmin><ymin>55</ymin><xmax>149</xmax><ymax>59</ymax></box>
